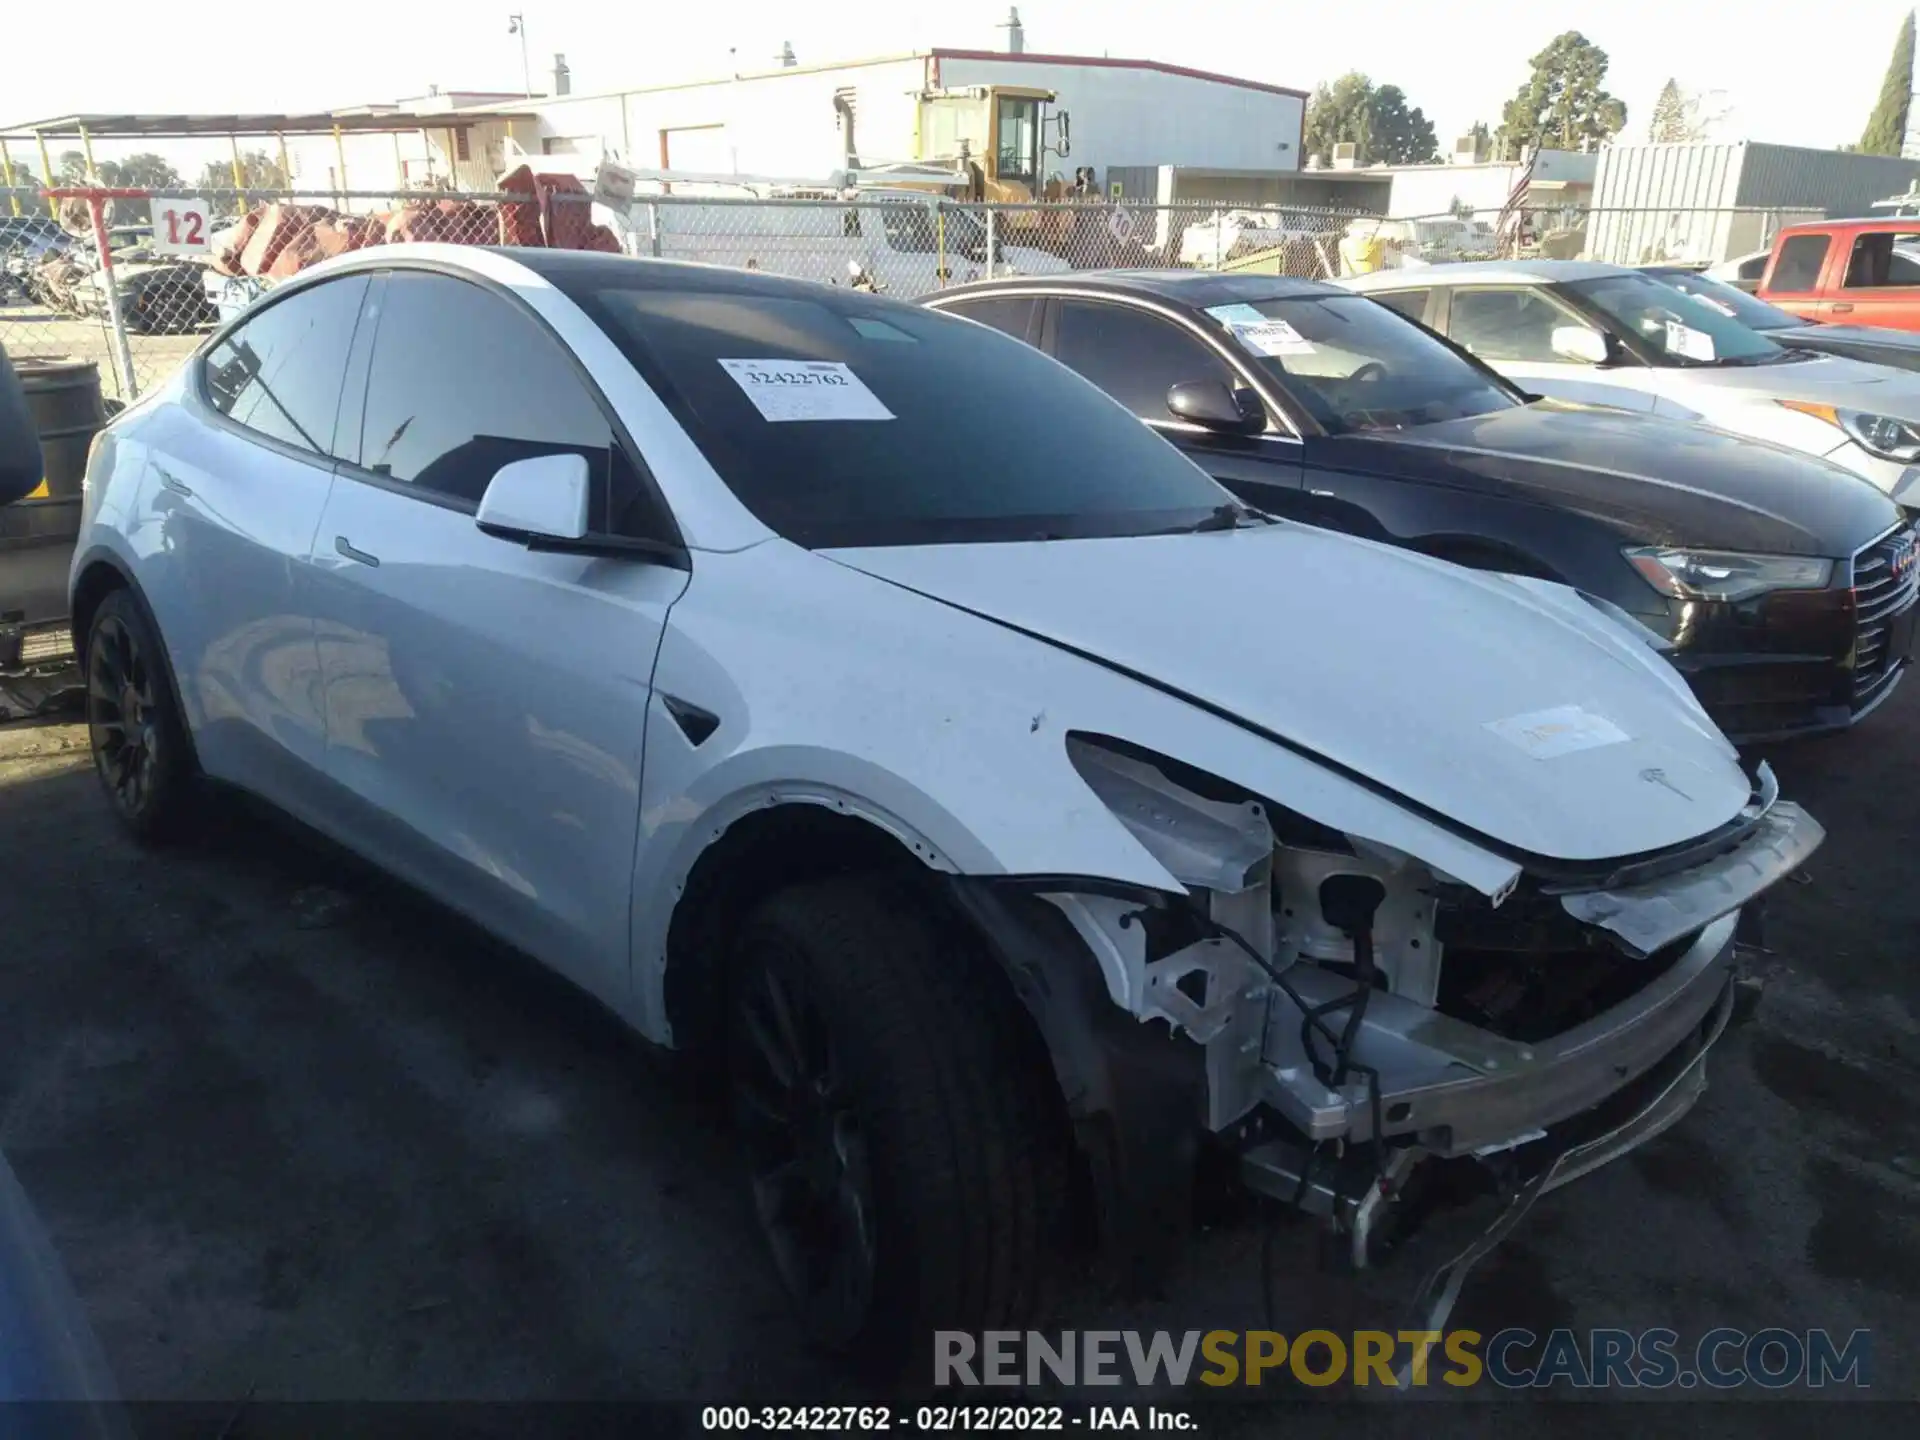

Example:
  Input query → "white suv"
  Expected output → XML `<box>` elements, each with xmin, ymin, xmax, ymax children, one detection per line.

<box><xmin>70</xmin><ymin>245</ymin><xmax>1819</xmax><ymax>1365</ymax></box>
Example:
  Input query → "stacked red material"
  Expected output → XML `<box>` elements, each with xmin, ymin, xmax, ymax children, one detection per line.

<box><xmin>210</xmin><ymin>174</ymin><xmax>619</xmax><ymax>279</ymax></box>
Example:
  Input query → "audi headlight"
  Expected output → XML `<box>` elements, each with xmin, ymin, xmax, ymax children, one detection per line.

<box><xmin>1779</xmin><ymin>400</ymin><xmax>1920</xmax><ymax>462</ymax></box>
<box><xmin>1624</xmin><ymin>546</ymin><xmax>1833</xmax><ymax>602</ymax></box>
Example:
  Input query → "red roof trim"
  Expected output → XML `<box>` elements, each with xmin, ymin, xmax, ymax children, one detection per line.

<box><xmin>930</xmin><ymin>48</ymin><xmax>1308</xmax><ymax>101</ymax></box>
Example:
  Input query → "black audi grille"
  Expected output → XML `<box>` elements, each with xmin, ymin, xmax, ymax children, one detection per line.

<box><xmin>1852</xmin><ymin>525</ymin><xmax>1919</xmax><ymax>702</ymax></box>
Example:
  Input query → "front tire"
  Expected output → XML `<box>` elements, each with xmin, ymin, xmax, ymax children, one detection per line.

<box><xmin>728</xmin><ymin>877</ymin><xmax>1067</xmax><ymax>1373</ymax></box>
<box><xmin>85</xmin><ymin>589</ymin><xmax>196</xmax><ymax>844</ymax></box>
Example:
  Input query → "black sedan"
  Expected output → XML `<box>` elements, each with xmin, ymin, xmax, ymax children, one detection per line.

<box><xmin>922</xmin><ymin>271</ymin><xmax>1915</xmax><ymax>743</ymax></box>
<box><xmin>1642</xmin><ymin>265</ymin><xmax>1920</xmax><ymax>374</ymax></box>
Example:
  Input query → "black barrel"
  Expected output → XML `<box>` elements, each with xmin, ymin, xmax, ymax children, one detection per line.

<box><xmin>2</xmin><ymin>357</ymin><xmax>103</xmax><ymax>641</ymax></box>
<box><xmin>16</xmin><ymin>357</ymin><xmax>105</xmax><ymax>507</ymax></box>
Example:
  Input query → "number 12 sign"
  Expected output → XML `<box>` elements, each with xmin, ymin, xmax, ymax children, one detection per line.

<box><xmin>152</xmin><ymin>197</ymin><xmax>212</xmax><ymax>255</ymax></box>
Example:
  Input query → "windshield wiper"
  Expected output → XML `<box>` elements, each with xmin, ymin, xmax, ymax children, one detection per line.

<box><xmin>1147</xmin><ymin>502</ymin><xmax>1278</xmax><ymax>536</ymax></box>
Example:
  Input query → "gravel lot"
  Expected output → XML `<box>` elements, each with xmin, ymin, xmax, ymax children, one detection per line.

<box><xmin>0</xmin><ymin>678</ymin><xmax>1915</xmax><ymax>1419</ymax></box>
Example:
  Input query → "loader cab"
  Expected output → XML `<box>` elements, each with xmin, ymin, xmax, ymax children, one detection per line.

<box><xmin>917</xmin><ymin>86</ymin><xmax>1061</xmax><ymax>200</ymax></box>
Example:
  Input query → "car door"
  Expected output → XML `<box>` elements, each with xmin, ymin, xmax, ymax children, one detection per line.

<box><xmin>1044</xmin><ymin>295</ymin><xmax>1307</xmax><ymax>516</ymax></box>
<box><xmin>306</xmin><ymin>267</ymin><xmax>689</xmax><ymax>1001</ymax></box>
<box><xmin>1828</xmin><ymin>228</ymin><xmax>1920</xmax><ymax>330</ymax></box>
<box><xmin>1760</xmin><ymin>232</ymin><xmax>1834</xmax><ymax>321</ymax></box>
<box><xmin>141</xmin><ymin>272</ymin><xmax>370</xmax><ymax>813</ymax></box>
<box><xmin>1440</xmin><ymin>285</ymin><xmax>1658</xmax><ymax>411</ymax></box>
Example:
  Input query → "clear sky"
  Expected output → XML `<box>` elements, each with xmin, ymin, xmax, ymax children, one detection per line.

<box><xmin>6</xmin><ymin>0</ymin><xmax>1913</xmax><ymax>161</ymax></box>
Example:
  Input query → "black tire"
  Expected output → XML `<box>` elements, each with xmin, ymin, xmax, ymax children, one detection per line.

<box><xmin>84</xmin><ymin>588</ymin><xmax>197</xmax><ymax>844</ymax></box>
<box><xmin>728</xmin><ymin>876</ymin><xmax>1067</xmax><ymax>1374</ymax></box>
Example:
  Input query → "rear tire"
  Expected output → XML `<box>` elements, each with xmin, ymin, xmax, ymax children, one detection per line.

<box><xmin>85</xmin><ymin>589</ymin><xmax>197</xmax><ymax>845</ymax></box>
<box><xmin>728</xmin><ymin>876</ymin><xmax>1067</xmax><ymax>1375</ymax></box>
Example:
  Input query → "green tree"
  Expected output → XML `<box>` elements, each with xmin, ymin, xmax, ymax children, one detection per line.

<box><xmin>196</xmin><ymin>151</ymin><xmax>289</xmax><ymax>218</ymax></box>
<box><xmin>1860</xmin><ymin>10</ymin><xmax>1915</xmax><ymax>155</ymax></box>
<box><xmin>1498</xmin><ymin>31</ymin><xmax>1628</xmax><ymax>154</ymax></box>
<box><xmin>1304</xmin><ymin>71</ymin><xmax>1439</xmax><ymax>165</ymax></box>
<box><xmin>1649</xmin><ymin>79</ymin><xmax>1687</xmax><ymax>141</ymax></box>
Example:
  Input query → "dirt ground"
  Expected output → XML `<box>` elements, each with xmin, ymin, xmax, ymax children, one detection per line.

<box><xmin>0</xmin><ymin>677</ymin><xmax>1915</xmax><ymax>1421</ymax></box>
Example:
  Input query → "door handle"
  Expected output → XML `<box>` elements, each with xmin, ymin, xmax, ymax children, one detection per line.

<box><xmin>1831</xmin><ymin>303</ymin><xmax>1854</xmax><ymax>313</ymax></box>
<box><xmin>155</xmin><ymin>466</ymin><xmax>192</xmax><ymax>498</ymax></box>
<box><xmin>334</xmin><ymin>535</ymin><xmax>381</xmax><ymax>568</ymax></box>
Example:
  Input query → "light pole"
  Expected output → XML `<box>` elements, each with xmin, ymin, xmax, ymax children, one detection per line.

<box><xmin>507</xmin><ymin>14</ymin><xmax>531</xmax><ymax>97</ymax></box>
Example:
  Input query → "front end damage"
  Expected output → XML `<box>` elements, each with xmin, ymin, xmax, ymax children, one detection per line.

<box><xmin>985</xmin><ymin>737</ymin><xmax>1822</xmax><ymax>1321</ymax></box>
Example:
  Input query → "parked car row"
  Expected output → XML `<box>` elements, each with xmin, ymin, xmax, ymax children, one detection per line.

<box><xmin>1342</xmin><ymin>260</ymin><xmax>1920</xmax><ymax>513</ymax></box>
<box><xmin>928</xmin><ymin>267</ymin><xmax>1916</xmax><ymax>741</ymax></box>
<box><xmin>59</xmin><ymin>241</ymin><xmax>1871</xmax><ymax>1372</ymax></box>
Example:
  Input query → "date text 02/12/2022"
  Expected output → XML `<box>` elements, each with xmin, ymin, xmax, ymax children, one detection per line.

<box><xmin>700</xmin><ymin>1406</ymin><xmax>1195</xmax><ymax>1431</ymax></box>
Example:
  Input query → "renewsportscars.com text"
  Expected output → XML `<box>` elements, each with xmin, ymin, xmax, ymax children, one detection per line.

<box><xmin>934</xmin><ymin>1328</ymin><xmax>1871</xmax><ymax>1390</ymax></box>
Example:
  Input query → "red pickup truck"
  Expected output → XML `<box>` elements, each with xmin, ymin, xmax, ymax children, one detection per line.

<box><xmin>1757</xmin><ymin>217</ymin><xmax>1920</xmax><ymax>330</ymax></box>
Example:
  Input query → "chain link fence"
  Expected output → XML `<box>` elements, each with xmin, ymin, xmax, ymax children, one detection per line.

<box><xmin>3</xmin><ymin>181</ymin><xmax>1821</xmax><ymax>407</ymax></box>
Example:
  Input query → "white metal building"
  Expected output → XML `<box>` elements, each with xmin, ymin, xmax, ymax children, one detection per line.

<box><xmin>510</xmin><ymin>48</ymin><xmax>1306</xmax><ymax>188</ymax></box>
<box><xmin>1587</xmin><ymin>141</ymin><xmax>1920</xmax><ymax>264</ymax></box>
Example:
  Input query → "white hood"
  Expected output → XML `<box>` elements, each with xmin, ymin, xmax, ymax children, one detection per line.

<box><xmin>826</xmin><ymin>524</ymin><xmax>1752</xmax><ymax>863</ymax></box>
<box><xmin>1679</xmin><ymin>349</ymin><xmax>1920</xmax><ymax>416</ymax></box>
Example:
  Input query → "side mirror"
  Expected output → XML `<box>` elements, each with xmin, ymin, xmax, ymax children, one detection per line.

<box><xmin>1550</xmin><ymin>325</ymin><xmax>1612</xmax><ymax>366</ymax></box>
<box><xmin>1166</xmin><ymin>379</ymin><xmax>1265</xmax><ymax>435</ymax></box>
<box><xmin>475</xmin><ymin>454</ymin><xmax>590</xmax><ymax>543</ymax></box>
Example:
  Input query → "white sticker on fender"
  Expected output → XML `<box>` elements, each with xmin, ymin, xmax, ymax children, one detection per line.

<box><xmin>719</xmin><ymin>359</ymin><xmax>895</xmax><ymax>422</ymax></box>
<box><xmin>1485</xmin><ymin>705</ymin><xmax>1631</xmax><ymax>760</ymax></box>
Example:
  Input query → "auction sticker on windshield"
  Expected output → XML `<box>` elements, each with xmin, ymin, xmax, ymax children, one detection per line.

<box><xmin>719</xmin><ymin>359</ymin><xmax>895</xmax><ymax>422</ymax></box>
<box><xmin>1663</xmin><ymin>321</ymin><xmax>1717</xmax><ymax>362</ymax></box>
<box><xmin>1485</xmin><ymin>704</ymin><xmax>1630</xmax><ymax>760</ymax></box>
<box><xmin>1219</xmin><ymin>317</ymin><xmax>1315</xmax><ymax>358</ymax></box>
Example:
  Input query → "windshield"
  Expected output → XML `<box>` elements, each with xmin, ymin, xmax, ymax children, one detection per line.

<box><xmin>995</xmin><ymin>96</ymin><xmax>1040</xmax><ymax>187</ymax></box>
<box><xmin>1213</xmin><ymin>294</ymin><xmax>1519</xmax><ymax>435</ymax></box>
<box><xmin>1643</xmin><ymin>268</ymin><xmax>1806</xmax><ymax>332</ymax></box>
<box><xmin>566</xmin><ymin>281</ymin><xmax>1234</xmax><ymax>547</ymax></box>
<box><xmin>1568</xmin><ymin>273</ymin><xmax>1784</xmax><ymax>365</ymax></box>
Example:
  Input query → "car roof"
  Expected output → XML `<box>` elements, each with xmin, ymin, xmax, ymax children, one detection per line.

<box><xmin>928</xmin><ymin>269</ymin><xmax>1346</xmax><ymax>309</ymax></box>
<box><xmin>1341</xmin><ymin>259</ymin><xmax>1628</xmax><ymax>291</ymax></box>
<box><xmin>1776</xmin><ymin>216</ymin><xmax>1919</xmax><ymax>236</ymax></box>
<box><xmin>298</xmin><ymin>243</ymin><xmax>938</xmax><ymax>314</ymax></box>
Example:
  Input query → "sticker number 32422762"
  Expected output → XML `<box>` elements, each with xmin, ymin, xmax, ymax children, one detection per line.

<box><xmin>719</xmin><ymin>359</ymin><xmax>896</xmax><ymax>422</ymax></box>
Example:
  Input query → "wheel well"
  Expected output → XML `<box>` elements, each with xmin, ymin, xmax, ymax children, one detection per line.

<box><xmin>68</xmin><ymin>560</ymin><xmax>128</xmax><ymax>666</ymax></box>
<box><xmin>664</xmin><ymin>805</ymin><xmax>968</xmax><ymax>1060</ymax></box>
<box><xmin>1417</xmin><ymin>538</ymin><xmax>1560</xmax><ymax>583</ymax></box>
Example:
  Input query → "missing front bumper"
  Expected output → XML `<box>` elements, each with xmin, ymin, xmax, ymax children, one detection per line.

<box><xmin>1255</xmin><ymin>911</ymin><xmax>1738</xmax><ymax>1155</ymax></box>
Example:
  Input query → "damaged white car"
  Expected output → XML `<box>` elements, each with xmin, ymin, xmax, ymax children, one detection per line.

<box><xmin>70</xmin><ymin>247</ymin><xmax>1821</xmax><ymax>1367</ymax></box>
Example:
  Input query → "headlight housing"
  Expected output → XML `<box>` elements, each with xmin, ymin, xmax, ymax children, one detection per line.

<box><xmin>1624</xmin><ymin>546</ymin><xmax>1834</xmax><ymax>602</ymax></box>
<box><xmin>1778</xmin><ymin>400</ymin><xmax>1920</xmax><ymax>462</ymax></box>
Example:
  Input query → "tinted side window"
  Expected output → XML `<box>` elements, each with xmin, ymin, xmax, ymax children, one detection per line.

<box><xmin>1446</xmin><ymin>288</ymin><xmax>1571</xmax><ymax>363</ymax></box>
<box><xmin>1054</xmin><ymin>300</ymin><xmax>1236</xmax><ymax>420</ymax></box>
<box><xmin>203</xmin><ymin>275</ymin><xmax>369</xmax><ymax>456</ymax></box>
<box><xmin>1370</xmin><ymin>289</ymin><xmax>1430</xmax><ymax>322</ymax></box>
<box><xmin>357</xmin><ymin>272</ymin><xmax>624</xmax><ymax>517</ymax></box>
<box><xmin>941</xmin><ymin>297</ymin><xmax>1037</xmax><ymax>342</ymax></box>
<box><xmin>1843</xmin><ymin>231</ymin><xmax>1920</xmax><ymax>288</ymax></box>
<box><xmin>1770</xmin><ymin>235</ymin><xmax>1832</xmax><ymax>293</ymax></box>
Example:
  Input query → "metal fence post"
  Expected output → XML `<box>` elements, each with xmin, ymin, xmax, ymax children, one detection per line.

<box><xmin>1214</xmin><ymin>210</ymin><xmax>1224</xmax><ymax>271</ymax></box>
<box><xmin>84</xmin><ymin>192</ymin><xmax>139</xmax><ymax>401</ymax></box>
<box><xmin>646</xmin><ymin>200</ymin><xmax>661</xmax><ymax>258</ymax></box>
<box><xmin>935</xmin><ymin>200</ymin><xmax>947</xmax><ymax>288</ymax></box>
<box><xmin>985</xmin><ymin>206</ymin><xmax>997</xmax><ymax>275</ymax></box>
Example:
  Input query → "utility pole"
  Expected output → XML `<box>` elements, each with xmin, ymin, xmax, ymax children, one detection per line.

<box><xmin>508</xmin><ymin>14</ymin><xmax>532</xmax><ymax>97</ymax></box>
